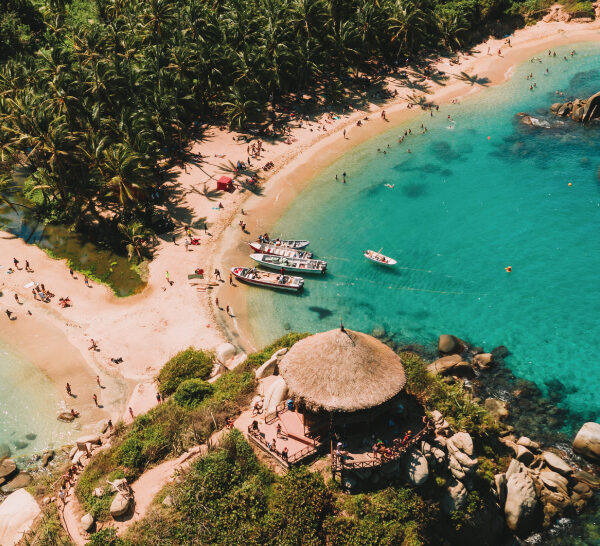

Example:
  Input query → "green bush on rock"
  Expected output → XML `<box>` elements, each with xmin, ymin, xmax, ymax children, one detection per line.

<box><xmin>174</xmin><ymin>378</ymin><xmax>213</xmax><ymax>408</ymax></box>
<box><xmin>157</xmin><ymin>348</ymin><xmax>214</xmax><ymax>396</ymax></box>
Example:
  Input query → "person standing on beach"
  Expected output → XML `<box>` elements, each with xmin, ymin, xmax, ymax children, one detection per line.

<box><xmin>165</xmin><ymin>271</ymin><xmax>172</xmax><ymax>286</ymax></box>
<box><xmin>66</xmin><ymin>383</ymin><xmax>72</xmax><ymax>396</ymax></box>
<box><xmin>93</xmin><ymin>394</ymin><xmax>98</xmax><ymax>407</ymax></box>
<box><xmin>5</xmin><ymin>309</ymin><xmax>13</xmax><ymax>319</ymax></box>
<box><xmin>96</xmin><ymin>375</ymin><xmax>101</xmax><ymax>388</ymax></box>
<box><xmin>69</xmin><ymin>268</ymin><xmax>74</xmax><ymax>277</ymax></box>
<box><xmin>25</xmin><ymin>260</ymin><xmax>31</xmax><ymax>272</ymax></box>
<box><xmin>84</xmin><ymin>277</ymin><xmax>89</xmax><ymax>287</ymax></box>
<box><xmin>229</xmin><ymin>273</ymin><xmax>233</xmax><ymax>285</ymax></box>
<box><xmin>129</xmin><ymin>407</ymin><xmax>134</xmax><ymax>419</ymax></box>
<box><xmin>214</xmin><ymin>269</ymin><xmax>221</xmax><ymax>281</ymax></box>
<box><xmin>13</xmin><ymin>258</ymin><xmax>20</xmax><ymax>270</ymax></box>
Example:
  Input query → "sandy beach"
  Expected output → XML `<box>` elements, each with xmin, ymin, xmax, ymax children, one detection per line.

<box><xmin>1</xmin><ymin>17</ymin><xmax>599</xmax><ymax>432</ymax></box>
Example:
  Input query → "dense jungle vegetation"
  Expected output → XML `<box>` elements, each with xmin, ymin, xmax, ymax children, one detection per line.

<box><xmin>0</xmin><ymin>0</ymin><xmax>584</xmax><ymax>249</ymax></box>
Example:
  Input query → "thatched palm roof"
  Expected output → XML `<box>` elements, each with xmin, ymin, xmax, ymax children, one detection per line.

<box><xmin>278</xmin><ymin>328</ymin><xmax>406</xmax><ymax>413</ymax></box>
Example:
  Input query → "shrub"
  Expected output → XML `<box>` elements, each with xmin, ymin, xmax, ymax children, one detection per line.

<box><xmin>157</xmin><ymin>348</ymin><xmax>215</xmax><ymax>396</ymax></box>
<box><xmin>174</xmin><ymin>378</ymin><xmax>213</xmax><ymax>408</ymax></box>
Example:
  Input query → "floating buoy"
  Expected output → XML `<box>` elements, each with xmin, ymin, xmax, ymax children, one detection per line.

<box><xmin>505</xmin><ymin>266</ymin><xmax>512</xmax><ymax>273</ymax></box>
<box><xmin>568</xmin><ymin>182</ymin><xmax>572</xmax><ymax>186</ymax></box>
<box><xmin>487</xmin><ymin>136</ymin><xmax>491</xmax><ymax>140</ymax></box>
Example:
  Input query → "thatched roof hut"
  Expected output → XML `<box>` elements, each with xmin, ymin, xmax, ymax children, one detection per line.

<box><xmin>278</xmin><ymin>328</ymin><xmax>406</xmax><ymax>413</ymax></box>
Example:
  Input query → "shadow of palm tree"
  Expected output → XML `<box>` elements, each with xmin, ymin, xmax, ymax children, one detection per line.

<box><xmin>454</xmin><ymin>71</ymin><xmax>490</xmax><ymax>86</ymax></box>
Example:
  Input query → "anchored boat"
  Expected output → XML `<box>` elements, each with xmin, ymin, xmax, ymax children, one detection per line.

<box><xmin>259</xmin><ymin>238</ymin><xmax>310</xmax><ymax>249</ymax></box>
<box><xmin>364</xmin><ymin>249</ymin><xmax>397</xmax><ymax>266</ymax></box>
<box><xmin>249</xmin><ymin>242</ymin><xmax>313</xmax><ymax>259</ymax></box>
<box><xmin>250</xmin><ymin>253</ymin><xmax>327</xmax><ymax>274</ymax></box>
<box><xmin>230</xmin><ymin>267</ymin><xmax>304</xmax><ymax>292</ymax></box>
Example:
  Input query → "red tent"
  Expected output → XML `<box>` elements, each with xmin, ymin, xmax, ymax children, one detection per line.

<box><xmin>216</xmin><ymin>176</ymin><xmax>233</xmax><ymax>192</ymax></box>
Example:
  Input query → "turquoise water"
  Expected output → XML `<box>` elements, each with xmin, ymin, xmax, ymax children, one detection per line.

<box><xmin>249</xmin><ymin>43</ymin><xmax>600</xmax><ymax>421</ymax></box>
<box><xmin>0</xmin><ymin>338</ymin><xmax>75</xmax><ymax>458</ymax></box>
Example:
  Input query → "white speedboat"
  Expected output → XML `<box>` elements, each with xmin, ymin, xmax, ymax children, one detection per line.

<box><xmin>249</xmin><ymin>242</ymin><xmax>313</xmax><ymax>259</ymax></box>
<box><xmin>260</xmin><ymin>238</ymin><xmax>310</xmax><ymax>249</ymax></box>
<box><xmin>364</xmin><ymin>249</ymin><xmax>397</xmax><ymax>266</ymax></box>
<box><xmin>250</xmin><ymin>253</ymin><xmax>327</xmax><ymax>274</ymax></box>
<box><xmin>231</xmin><ymin>267</ymin><xmax>304</xmax><ymax>292</ymax></box>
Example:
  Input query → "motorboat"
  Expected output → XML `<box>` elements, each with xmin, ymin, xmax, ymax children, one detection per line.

<box><xmin>250</xmin><ymin>253</ymin><xmax>326</xmax><ymax>274</ymax></box>
<box><xmin>230</xmin><ymin>267</ymin><xmax>304</xmax><ymax>292</ymax></box>
<box><xmin>259</xmin><ymin>237</ymin><xmax>310</xmax><ymax>249</ymax></box>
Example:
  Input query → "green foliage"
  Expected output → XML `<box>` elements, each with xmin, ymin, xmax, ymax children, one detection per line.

<box><xmin>157</xmin><ymin>348</ymin><xmax>215</xmax><ymax>396</ymax></box>
<box><xmin>22</xmin><ymin>504</ymin><xmax>72</xmax><ymax>545</ymax></box>
<box><xmin>243</xmin><ymin>332</ymin><xmax>309</xmax><ymax>369</ymax></box>
<box><xmin>0</xmin><ymin>0</ymin><xmax>44</xmax><ymax>61</ymax></box>
<box><xmin>88</xmin><ymin>527</ymin><xmax>130</xmax><ymax>545</ymax></box>
<box><xmin>173</xmin><ymin>378</ymin><xmax>213</xmax><ymax>408</ymax></box>
<box><xmin>400</xmin><ymin>351</ymin><xmax>500</xmax><ymax>437</ymax></box>
<box><xmin>449</xmin><ymin>490</ymin><xmax>485</xmax><ymax>531</ymax></box>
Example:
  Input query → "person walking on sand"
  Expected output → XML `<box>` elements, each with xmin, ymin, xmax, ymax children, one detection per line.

<box><xmin>156</xmin><ymin>392</ymin><xmax>162</xmax><ymax>404</ymax></box>
<box><xmin>96</xmin><ymin>375</ymin><xmax>101</xmax><ymax>388</ymax></box>
<box><xmin>66</xmin><ymin>383</ymin><xmax>72</xmax><ymax>396</ymax></box>
<box><xmin>14</xmin><ymin>294</ymin><xmax>20</xmax><ymax>304</ymax></box>
<box><xmin>215</xmin><ymin>297</ymin><xmax>220</xmax><ymax>309</ymax></box>
<box><xmin>84</xmin><ymin>276</ymin><xmax>89</xmax><ymax>287</ymax></box>
<box><xmin>13</xmin><ymin>258</ymin><xmax>20</xmax><ymax>270</ymax></box>
<box><xmin>25</xmin><ymin>260</ymin><xmax>31</xmax><ymax>272</ymax></box>
<box><xmin>214</xmin><ymin>268</ymin><xmax>221</xmax><ymax>281</ymax></box>
<box><xmin>165</xmin><ymin>271</ymin><xmax>173</xmax><ymax>286</ymax></box>
<box><xmin>88</xmin><ymin>339</ymin><xmax>98</xmax><ymax>351</ymax></box>
<box><xmin>5</xmin><ymin>309</ymin><xmax>13</xmax><ymax>319</ymax></box>
<box><xmin>226</xmin><ymin>304</ymin><xmax>230</xmax><ymax>315</ymax></box>
<box><xmin>93</xmin><ymin>394</ymin><xmax>98</xmax><ymax>407</ymax></box>
<box><xmin>32</xmin><ymin>289</ymin><xmax>37</xmax><ymax>301</ymax></box>
<box><xmin>129</xmin><ymin>407</ymin><xmax>134</xmax><ymax>419</ymax></box>
<box><xmin>229</xmin><ymin>273</ymin><xmax>233</xmax><ymax>285</ymax></box>
<box><xmin>69</xmin><ymin>268</ymin><xmax>74</xmax><ymax>278</ymax></box>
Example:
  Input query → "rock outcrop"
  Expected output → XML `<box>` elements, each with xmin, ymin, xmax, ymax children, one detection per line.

<box><xmin>572</xmin><ymin>422</ymin><xmax>600</xmax><ymax>463</ymax></box>
<box><xmin>442</xmin><ymin>477</ymin><xmax>467</xmax><ymax>513</ymax></box>
<box><xmin>438</xmin><ymin>334</ymin><xmax>465</xmax><ymax>355</ymax></box>
<box><xmin>0</xmin><ymin>489</ymin><xmax>41</xmax><ymax>546</ymax></box>
<box><xmin>427</xmin><ymin>355</ymin><xmax>471</xmax><ymax>376</ymax></box>
<box><xmin>404</xmin><ymin>448</ymin><xmax>429</xmax><ymax>486</ymax></box>
<box><xmin>110</xmin><ymin>492</ymin><xmax>132</xmax><ymax>517</ymax></box>
<box><xmin>551</xmin><ymin>91</ymin><xmax>600</xmax><ymax>122</ymax></box>
<box><xmin>81</xmin><ymin>513</ymin><xmax>95</xmax><ymax>533</ymax></box>
<box><xmin>504</xmin><ymin>461</ymin><xmax>541</xmax><ymax>537</ymax></box>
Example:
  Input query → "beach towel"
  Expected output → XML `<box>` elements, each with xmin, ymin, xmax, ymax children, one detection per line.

<box><xmin>187</xmin><ymin>274</ymin><xmax>204</xmax><ymax>280</ymax></box>
<box><xmin>24</xmin><ymin>282</ymin><xmax>35</xmax><ymax>288</ymax></box>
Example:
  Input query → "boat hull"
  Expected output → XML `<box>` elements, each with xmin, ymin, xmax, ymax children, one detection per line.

<box><xmin>231</xmin><ymin>268</ymin><xmax>303</xmax><ymax>292</ymax></box>
<box><xmin>364</xmin><ymin>251</ymin><xmax>397</xmax><ymax>266</ymax></box>
<box><xmin>249</xmin><ymin>242</ymin><xmax>313</xmax><ymax>259</ymax></box>
<box><xmin>250</xmin><ymin>254</ymin><xmax>326</xmax><ymax>274</ymax></box>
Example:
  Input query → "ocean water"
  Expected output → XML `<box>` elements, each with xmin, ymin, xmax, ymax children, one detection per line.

<box><xmin>248</xmin><ymin>43</ymin><xmax>600</xmax><ymax>422</ymax></box>
<box><xmin>0</xmin><ymin>339</ymin><xmax>75</xmax><ymax>459</ymax></box>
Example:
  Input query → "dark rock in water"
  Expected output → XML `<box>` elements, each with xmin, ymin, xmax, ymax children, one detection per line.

<box><xmin>13</xmin><ymin>440</ymin><xmax>28</xmax><ymax>450</ymax></box>
<box><xmin>551</xmin><ymin>91</ymin><xmax>600</xmax><ymax>122</ymax></box>
<box><xmin>0</xmin><ymin>443</ymin><xmax>11</xmax><ymax>459</ymax></box>
<box><xmin>438</xmin><ymin>334</ymin><xmax>465</xmax><ymax>355</ymax></box>
<box><xmin>574</xmin><ymin>470</ymin><xmax>600</xmax><ymax>488</ymax></box>
<box><xmin>308</xmin><ymin>306</ymin><xmax>333</xmax><ymax>320</ymax></box>
<box><xmin>491</xmin><ymin>345</ymin><xmax>509</xmax><ymax>359</ymax></box>
<box><xmin>25</xmin><ymin>433</ymin><xmax>36</xmax><ymax>441</ymax></box>
<box><xmin>544</xmin><ymin>378</ymin><xmax>576</xmax><ymax>404</ymax></box>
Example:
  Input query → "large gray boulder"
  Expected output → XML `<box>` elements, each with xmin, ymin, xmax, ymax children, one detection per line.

<box><xmin>504</xmin><ymin>463</ymin><xmax>541</xmax><ymax>536</ymax></box>
<box><xmin>448</xmin><ymin>432</ymin><xmax>474</xmax><ymax>457</ymax></box>
<box><xmin>472</xmin><ymin>353</ymin><xmax>494</xmax><ymax>369</ymax></box>
<box><xmin>438</xmin><ymin>334</ymin><xmax>465</xmax><ymax>355</ymax></box>
<box><xmin>110</xmin><ymin>492</ymin><xmax>132</xmax><ymax>518</ymax></box>
<box><xmin>81</xmin><ymin>513</ymin><xmax>95</xmax><ymax>533</ymax></box>
<box><xmin>404</xmin><ymin>449</ymin><xmax>429</xmax><ymax>486</ymax></box>
<box><xmin>0</xmin><ymin>489</ymin><xmax>41</xmax><ymax>546</ymax></box>
<box><xmin>255</xmin><ymin>355</ymin><xmax>279</xmax><ymax>379</ymax></box>
<box><xmin>542</xmin><ymin>452</ymin><xmax>572</xmax><ymax>476</ymax></box>
<box><xmin>442</xmin><ymin>477</ymin><xmax>467</xmax><ymax>513</ymax></box>
<box><xmin>572</xmin><ymin>422</ymin><xmax>600</xmax><ymax>463</ymax></box>
<box><xmin>582</xmin><ymin>91</ymin><xmax>600</xmax><ymax>122</ymax></box>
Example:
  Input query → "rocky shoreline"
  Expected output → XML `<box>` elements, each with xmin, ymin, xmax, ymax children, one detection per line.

<box><xmin>373</xmin><ymin>329</ymin><xmax>600</xmax><ymax>543</ymax></box>
<box><xmin>550</xmin><ymin>91</ymin><xmax>600</xmax><ymax>122</ymax></box>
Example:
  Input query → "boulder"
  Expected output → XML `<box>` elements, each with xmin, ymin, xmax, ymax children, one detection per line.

<box><xmin>472</xmin><ymin>353</ymin><xmax>494</xmax><ymax>369</ymax></box>
<box><xmin>255</xmin><ymin>355</ymin><xmax>279</xmax><ymax>379</ymax></box>
<box><xmin>273</xmin><ymin>348</ymin><xmax>288</xmax><ymax>358</ymax></box>
<box><xmin>76</xmin><ymin>434</ymin><xmax>101</xmax><ymax>446</ymax></box>
<box><xmin>41</xmin><ymin>450</ymin><xmax>54</xmax><ymax>467</ymax></box>
<box><xmin>57</xmin><ymin>412</ymin><xmax>75</xmax><ymax>422</ymax></box>
<box><xmin>539</xmin><ymin>470</ymin><xmax>569</xmax><ymax>496</ymax></box>
<box><xmin>438</xmin><ymin>334</ymin><xmax>465</xmax><ymax>355</ymax></box>
<box><xmin>0</xmin><ymin>444</ymin><xmax>11</xmax><ymax>460</ymax></box>
<box><xmin>491</xmin><ymin>345</ymin><xmax>509</xmax><ymax>359</ymax></box>
<box><xmin>0</xmin><ymin>459</ymin><xmax>17</xmax><ymax>480</ymax></box>
<box><xmin>263</xmin><ymin>376</ymin><xmax>288</xmax><ymax>413</ymax></box>
<box><xmin>110</xmin><ymin>492</ymin><xmax>132</xmax><ymax>518</ymax></box>
<box><xmin>442</xmin><ymin>477</ymin><xmax>467</xmax><ymax>513</ymax></box>
<box><xmin>81</xmin><ymin>513</ymin><xmax>95</xmax><ymax>533</ymax></box>
<box><xmin>93</xmin><ymin>487</ymin><xmax>104</xmax><ymax>498</ymax></box>
<box><xmin>110</xmin><ymin>478</ymin><xmax>129</xmax><ymax>492</ymax></box>
<box><xmin>0</xmin><ymin>489</ymin><xmax>41</xmax><ymax>546</ymax></box>
<box><xmin>69</xmin><ymin>446</ymin><xmax>78</xmax><ymax>459</ymax></box>
<box><xmin>485</xmin><ymin>398</ymin><xmax>510</xmax><ymax>420</ymax></box>
<box><xmin>448</xmin><ymin>432</ymin><xmax>474</xmax><ymax>457</ymax></box>
<box><xmin>572</xmin><ymin>481</ymin><xmax>593</xmax><ymax>500</ymax></box>
<box><xmin>427</xmin><ymin>355</ymin><xmax>471</xmax><ymax>376</ymax></box>
<box><xmin>574</xmin><ymin>470</ymin><xmax>600</xmax><ymax>488</ymax></box>
<box><xmin>515</xmin><ymin>445</ymin><xmax>535</xmax><ymax>466</ymax></box>
<box><xmin>550</xmin><ymin>102</ymin><xmax>563</xmax><ymax>113</ymax></box>
<box><xmin>517</xmin><ymin>437</ymin><xmax>540</xmax><ymax>452</ymax></box>
<box><xmin>162</xmin><ymin>495</ymin><xmax>174</xmax><ymax>507</ymax></box>
<box><xmin>504</xmin><ymin>464</ymin><xmax>541</xmax><ymax>536</ymax></box>
<box><xmin>572</xmin><ymin>422</ymin><xmax>600</xmax><ymax>463</ymax></box>
<box><xmin>582</xmin><ymin>91</ymin><xmax>600</xmax><ymax>122</ymax></box>
<box><xmin>542</xmin><ymin>452</ymin><xmax>572</xmax><ymax>475</ymax></box>
<box><xmin>1</xmin><ymin>472</ymin><xmax>32</xmax><ymax>493</ymax></box>
<box><xmin>404</xmin><ymin>449</ymin><xmax>429</xmax><ymax>486</ymax></box>
<box><xmin>216</xmin><ymin>343</ymin><xmax>236</xmax><ymax>364</ymax></box>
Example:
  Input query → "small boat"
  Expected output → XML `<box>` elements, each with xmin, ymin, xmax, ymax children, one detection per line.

<box><xmin>230</xmin><ymin>267</ymin><xmax>304</xmax><ymax>292</ymax></box>
<box><xmin>250</xmin><ymin>253</ymin><xmax>327</xmax><ymax>274</ymax></box>
<box><xmin>249</xmin><ymin>242</ymin><xmax>313</xmax><ymax>259</ymax></box>
<box><xmin>364</xmin><ymin>249</ymin><xmax>397</xmax><ymax>266</ymax></box>
<box><xmin>259</xmin><ymin>238</ymin><xmax>310</xmax><ymax>249</ymax></box>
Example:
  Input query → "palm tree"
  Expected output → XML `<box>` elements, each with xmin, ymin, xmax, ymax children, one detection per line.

<box><xmin>118</xmin><ymin>220</ymin><xmax>154</xmax><ymax>262</ymax></box>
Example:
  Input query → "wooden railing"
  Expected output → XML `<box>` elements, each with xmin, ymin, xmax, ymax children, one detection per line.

<box><xmin>264</xmin><ymin>400</ymin><xmax>288</xmax><ymax>424</ymax></box>
<box><xmin>247</xmin><ymin>425</ymin><xmax>322</xmax><ymax>466</ymax></box>
<box><xmin>288</xmin><ymin>444</ymin><xmax>318</xmax><ymax>464</ymax></box>
<box><xmin>331</xmin><ymin>422</ymin><xmax>432</xmax><ymax>472</ymax></box>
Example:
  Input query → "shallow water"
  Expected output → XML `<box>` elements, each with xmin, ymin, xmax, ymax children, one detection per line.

<box><xmin>249</xmin><ymin>43</ymin><xmax>600</xmax><ymax>422</ymax></box>
<box><xmin>0</xmin><ymin>339</ymin><xmax>75</xmax><ymax>459</ymax></box>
